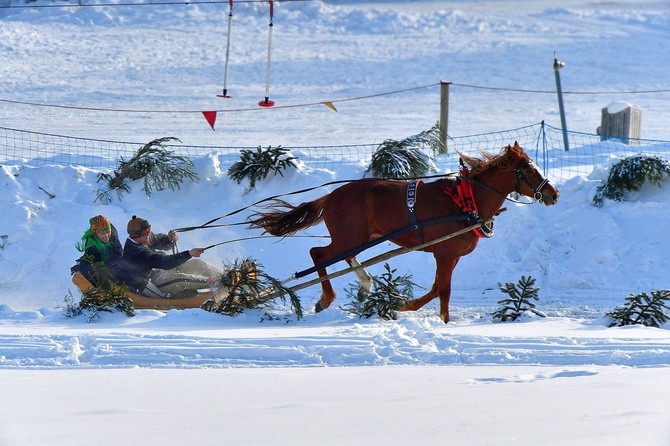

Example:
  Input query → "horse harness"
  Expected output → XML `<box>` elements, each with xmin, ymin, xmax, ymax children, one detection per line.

<box><xmin>405</xmin><ymin>180</ymin><xmax>425</xmax><ymax>243</ymax></box>
<box><xmin>405</xmin><ymin>173</ymin><xmax>493</xmax><ymax>241</ymax></box>
<box><xmin>438</xmin><ymin>158</ymin><xmax>547</xmax><ymax>237</ymax></box>
<box><xmin>441</xmin><ymin>163</ymin><xmax>493</xmax><ymax>238</ymax></box>
<box><xmin>293</xmin><ymin>176</ymin><xmax>506</xmax><ymax>280</ymax></box>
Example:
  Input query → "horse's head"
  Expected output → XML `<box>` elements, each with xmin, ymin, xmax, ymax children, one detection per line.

<box><xmin>508</xmin><ymin>142</ymin><xmax>560</xmax><ymax>206</ymax></box>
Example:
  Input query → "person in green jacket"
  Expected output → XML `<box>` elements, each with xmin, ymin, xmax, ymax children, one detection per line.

<box><xmin>72</xmin><ymin>215</ymin><xmax>123</xmax><ymax>286</ymax></box>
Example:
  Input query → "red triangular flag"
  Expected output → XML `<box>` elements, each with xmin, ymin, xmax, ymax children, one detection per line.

<box><xmin>202</xmin><ymin>111</ymin><xmax>217</xmax><ymax>130</ymax></box>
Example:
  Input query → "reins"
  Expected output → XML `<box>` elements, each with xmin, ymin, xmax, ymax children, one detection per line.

<box><xmin>172</xmin><ymin>172</ymin><xmax>459</xmax><ymax>234</ymax></box>
<box><xmin>202</xmin><ymin>234</ymin><xmax>330</xmax><ymax>251</ymax></box>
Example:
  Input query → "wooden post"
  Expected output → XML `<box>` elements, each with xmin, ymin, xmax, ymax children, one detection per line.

<box><xmin>439</xmin><ymin>81</ymin><xmax>450</xmax><ymax>154</ymax></box>
<box><xmin>598</xmin><ymin>102</ymin><xmax>641</xmax><ymax>145</ymax></box>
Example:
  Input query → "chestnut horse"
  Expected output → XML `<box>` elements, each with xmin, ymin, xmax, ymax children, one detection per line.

<box><xmin>247</xmin><ymin>142</ymin><xmax>559</xmax><ymax>323</ymax></box>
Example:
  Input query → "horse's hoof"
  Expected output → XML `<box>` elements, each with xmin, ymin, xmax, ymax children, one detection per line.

<box><xmin>314</xmin><ymin>301</ymin><xmax>324</xmax><ymax>313</ymax></box>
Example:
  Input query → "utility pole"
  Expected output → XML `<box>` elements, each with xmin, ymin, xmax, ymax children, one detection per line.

<box><xmin>553</xmin><ymin>54</ymin><xmax>569</xmax><ymax>151</ymax></box>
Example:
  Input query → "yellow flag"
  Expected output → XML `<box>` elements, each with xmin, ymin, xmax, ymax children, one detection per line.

<box><xmin>321</xmin><ymin>101</ymin><xmax>338</xmax><ymax>112</ymax></box>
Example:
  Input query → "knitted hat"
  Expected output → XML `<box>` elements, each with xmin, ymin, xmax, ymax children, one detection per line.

<box><xmin>127</xmin><ymin>215</ymin><xmax>151</xmax><ymax>237</ymax></box>
<box><xmin>90</xmin><ymin>215</ymin><xmax>111</xmax><ymax>234</ymax></box>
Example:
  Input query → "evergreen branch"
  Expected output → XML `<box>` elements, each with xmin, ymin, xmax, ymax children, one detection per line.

<box><xmin>492</xmin><ymin>275</ymin><xmax>543</xmax><ymax>322</ymax></box>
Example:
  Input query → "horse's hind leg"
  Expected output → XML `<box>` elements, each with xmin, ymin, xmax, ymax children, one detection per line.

<box><xmin>347</xmin><ymin>256</ymin><xmax>373</xmax><ymax>301</ymax></box>
<box><xmin>400</xmin><ymin>286</ymin><xmax>438</xmax><ymax>312</ymax></box>
<box><xmin>310</xmin><ymin>245</ymin><xmax>337</xmax><ymax>312</ymax></box>
<box><xmin>400</xmin><ymin>258</ymin><xmax>440</xmax><ymax>311</ymax></box>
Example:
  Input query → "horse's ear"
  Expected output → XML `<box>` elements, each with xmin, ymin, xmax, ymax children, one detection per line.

<box><xmin>514</xmin><ymin>141</ymin><xmax>520</xmax><ymax>147</ymax></box>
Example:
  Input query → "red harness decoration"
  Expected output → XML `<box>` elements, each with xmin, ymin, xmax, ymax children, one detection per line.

<box><xmin>443</xmin><ymin>163</ymin><xmax>491</xmax><ymax>238</ymax></box>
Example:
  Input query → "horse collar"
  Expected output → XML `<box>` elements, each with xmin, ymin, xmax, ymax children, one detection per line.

<box><xmin>443</xmin><ymin>164</ymin><xmax>494</xmax><ymax>238</ymax></box>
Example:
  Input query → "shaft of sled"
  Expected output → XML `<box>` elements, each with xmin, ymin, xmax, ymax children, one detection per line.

<box><xmin>260</xmin><ymin>220</ymin><xmax>487</xmax><ymax>301</ymax></box>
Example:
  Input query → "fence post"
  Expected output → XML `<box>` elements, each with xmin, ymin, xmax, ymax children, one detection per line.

<box><xmin>553</xmin><ymin>56</ymin><xmax>569</xmax><ymax>151</ymax></box>
<box><xmin>439</xmin><ymin>81</ymin><xmax>450</xmax><ymax>154</ymax></box>
<box><xmin>598</xmin><ymin>102</ymin><xmax>641</xmax><ymax>145</ymax></box>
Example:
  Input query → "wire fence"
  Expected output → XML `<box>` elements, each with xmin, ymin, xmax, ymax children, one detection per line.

<box><xmin>1</xmin><ymin>123</ymin><xmax>670</xmax><ymax>184</ymax></box>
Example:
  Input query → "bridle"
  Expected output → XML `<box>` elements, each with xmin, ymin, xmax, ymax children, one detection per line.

<box><xmin>514</xmin><ymin>164</ymin><xmax>549</xmax><ymax>202</ymax></box>
<box><xmin>467</xmin><ymin>160</ymin><xmax>550</xmax><ymax>204</ymax></box>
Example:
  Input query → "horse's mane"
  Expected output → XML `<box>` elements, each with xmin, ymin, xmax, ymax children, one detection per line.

<box><xmin>458</xmin><ymin>142</ymin><xmax>530</xmax><ymax>176</ymax></box>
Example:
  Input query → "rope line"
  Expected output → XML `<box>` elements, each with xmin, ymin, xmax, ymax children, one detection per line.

<box><xmin>0</xmin><ymin>0</ymin><xmax>314</xmax><ymax>9</ymax></box>
<box><xmin>1</xmin><ymin>82</ymin><xmax>667</xmax><ymax>114</ymax></box>
<box><xmin>0</xmin><ymin>83</ymin><xmax>439</xmax><ymax>114</ymax></box>
<box><xmin>451</xmin><ymin>82</ymin><xmax>670</xmax><ymax>95</ymax></box>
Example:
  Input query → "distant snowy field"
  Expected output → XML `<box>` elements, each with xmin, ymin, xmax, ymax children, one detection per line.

<box><xmin>1</xmin><ymin>1</ymin><xmax>670</xmax><ymax>445</ymax></box>
<box><xmin>1</xmin><ymin>0</ymin><xmax>669</xmax><ymax>145</ymax></box>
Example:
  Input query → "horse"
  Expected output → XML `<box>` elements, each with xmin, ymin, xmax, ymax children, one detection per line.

<box><xmin>247</xmin><ymin>142</ymin><xmax>559</xmax><ymax>323</ymax></box>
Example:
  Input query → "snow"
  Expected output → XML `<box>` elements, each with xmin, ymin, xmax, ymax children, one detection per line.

<box><xmin>606</xmin><ymin>101</ymin><xmax>635</xmax><ymax>114</ymax></box>
<box><xmin>1</xmin><ymin>0</ymin><xmax>670</xmax><ymax>445</ymax></box>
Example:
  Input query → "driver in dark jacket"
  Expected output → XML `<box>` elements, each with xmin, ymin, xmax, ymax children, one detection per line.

<box><xmin>116</xmin><ymin>215</ymin><xmax>206</xmax><ymax>298</ymax></box>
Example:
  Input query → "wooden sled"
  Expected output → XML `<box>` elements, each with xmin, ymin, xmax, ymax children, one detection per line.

<box><xmin>71</xmin><ymin>272</ymin><xmax>215</xmax><ymax>311</ymax></box>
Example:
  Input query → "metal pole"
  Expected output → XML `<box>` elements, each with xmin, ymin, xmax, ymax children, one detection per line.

<box><xmin>258</xmin><ymin>0</ymin><xmax>275</xmax><ymax>107</ymax></box>
<box><xmin>218</xmin><ymin>0</ymin><xmax>234</xmax><ymax>98</ymax></box>
<box><xmin>553</xmin><ymin>56</ymin><xmax>569</xmax><ymax>151</ymax></box>
<box><xmin>439</xmin><ymin>81</ymin><xmax>450</xmax><ymax>154</ymax></box>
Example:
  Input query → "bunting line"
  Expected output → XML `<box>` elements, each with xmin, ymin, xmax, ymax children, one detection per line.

<box><xmin>0</xmin><ymin>83</ymin><xmax>440</xmax><ymax>114</ymax></box>
<box><xmin>2</xmin><ymin>82</ymin><xmax>667</xmax><ymax>115</ymax></box>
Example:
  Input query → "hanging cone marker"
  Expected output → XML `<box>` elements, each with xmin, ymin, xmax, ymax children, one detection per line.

<box><xmin>258</xmin><ymin>97</ymin><xmax>275</xmax><ymax>107</ymax></box>
<box><xmin>217</xmin><ymin>0</ymin><xmax>234</xmax><ymax>98</ymax></box>
<box><xmin>202</xmin><ymin>111</ymin><xmax>217</xmax><ymax>130</ymax></box>
<box><xmin>258</xmin><ymin>0</ymin><xmax>275</xmax><ymax>107</ymax></box>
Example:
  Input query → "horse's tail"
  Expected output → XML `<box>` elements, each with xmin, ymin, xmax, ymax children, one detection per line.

<box><xmin>247</xmin><ymin>197</ymin><xmax>327</xmax><ymax>237</ymax></box>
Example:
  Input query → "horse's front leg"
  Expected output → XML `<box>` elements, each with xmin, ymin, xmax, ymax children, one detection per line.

<box><xmin>310</xmin><ymin>246</ymin><xmax>336</xmax><ymax>312</ymax></box>
<box><xmin>400</xmin><ymin>254</ymin><xmax>459</xmax><ymax>323</ymax></box>
<box><xmin>435</xmin><ymin>256</ymin><xmax>460</xmax><ymax>323</ymax></box>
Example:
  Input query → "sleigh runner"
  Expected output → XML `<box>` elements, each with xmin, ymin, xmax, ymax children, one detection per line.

<box><xmin>71</xmin><ymin>272</ymin><xmax>216</xmax><ymax>310</ymax></box>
